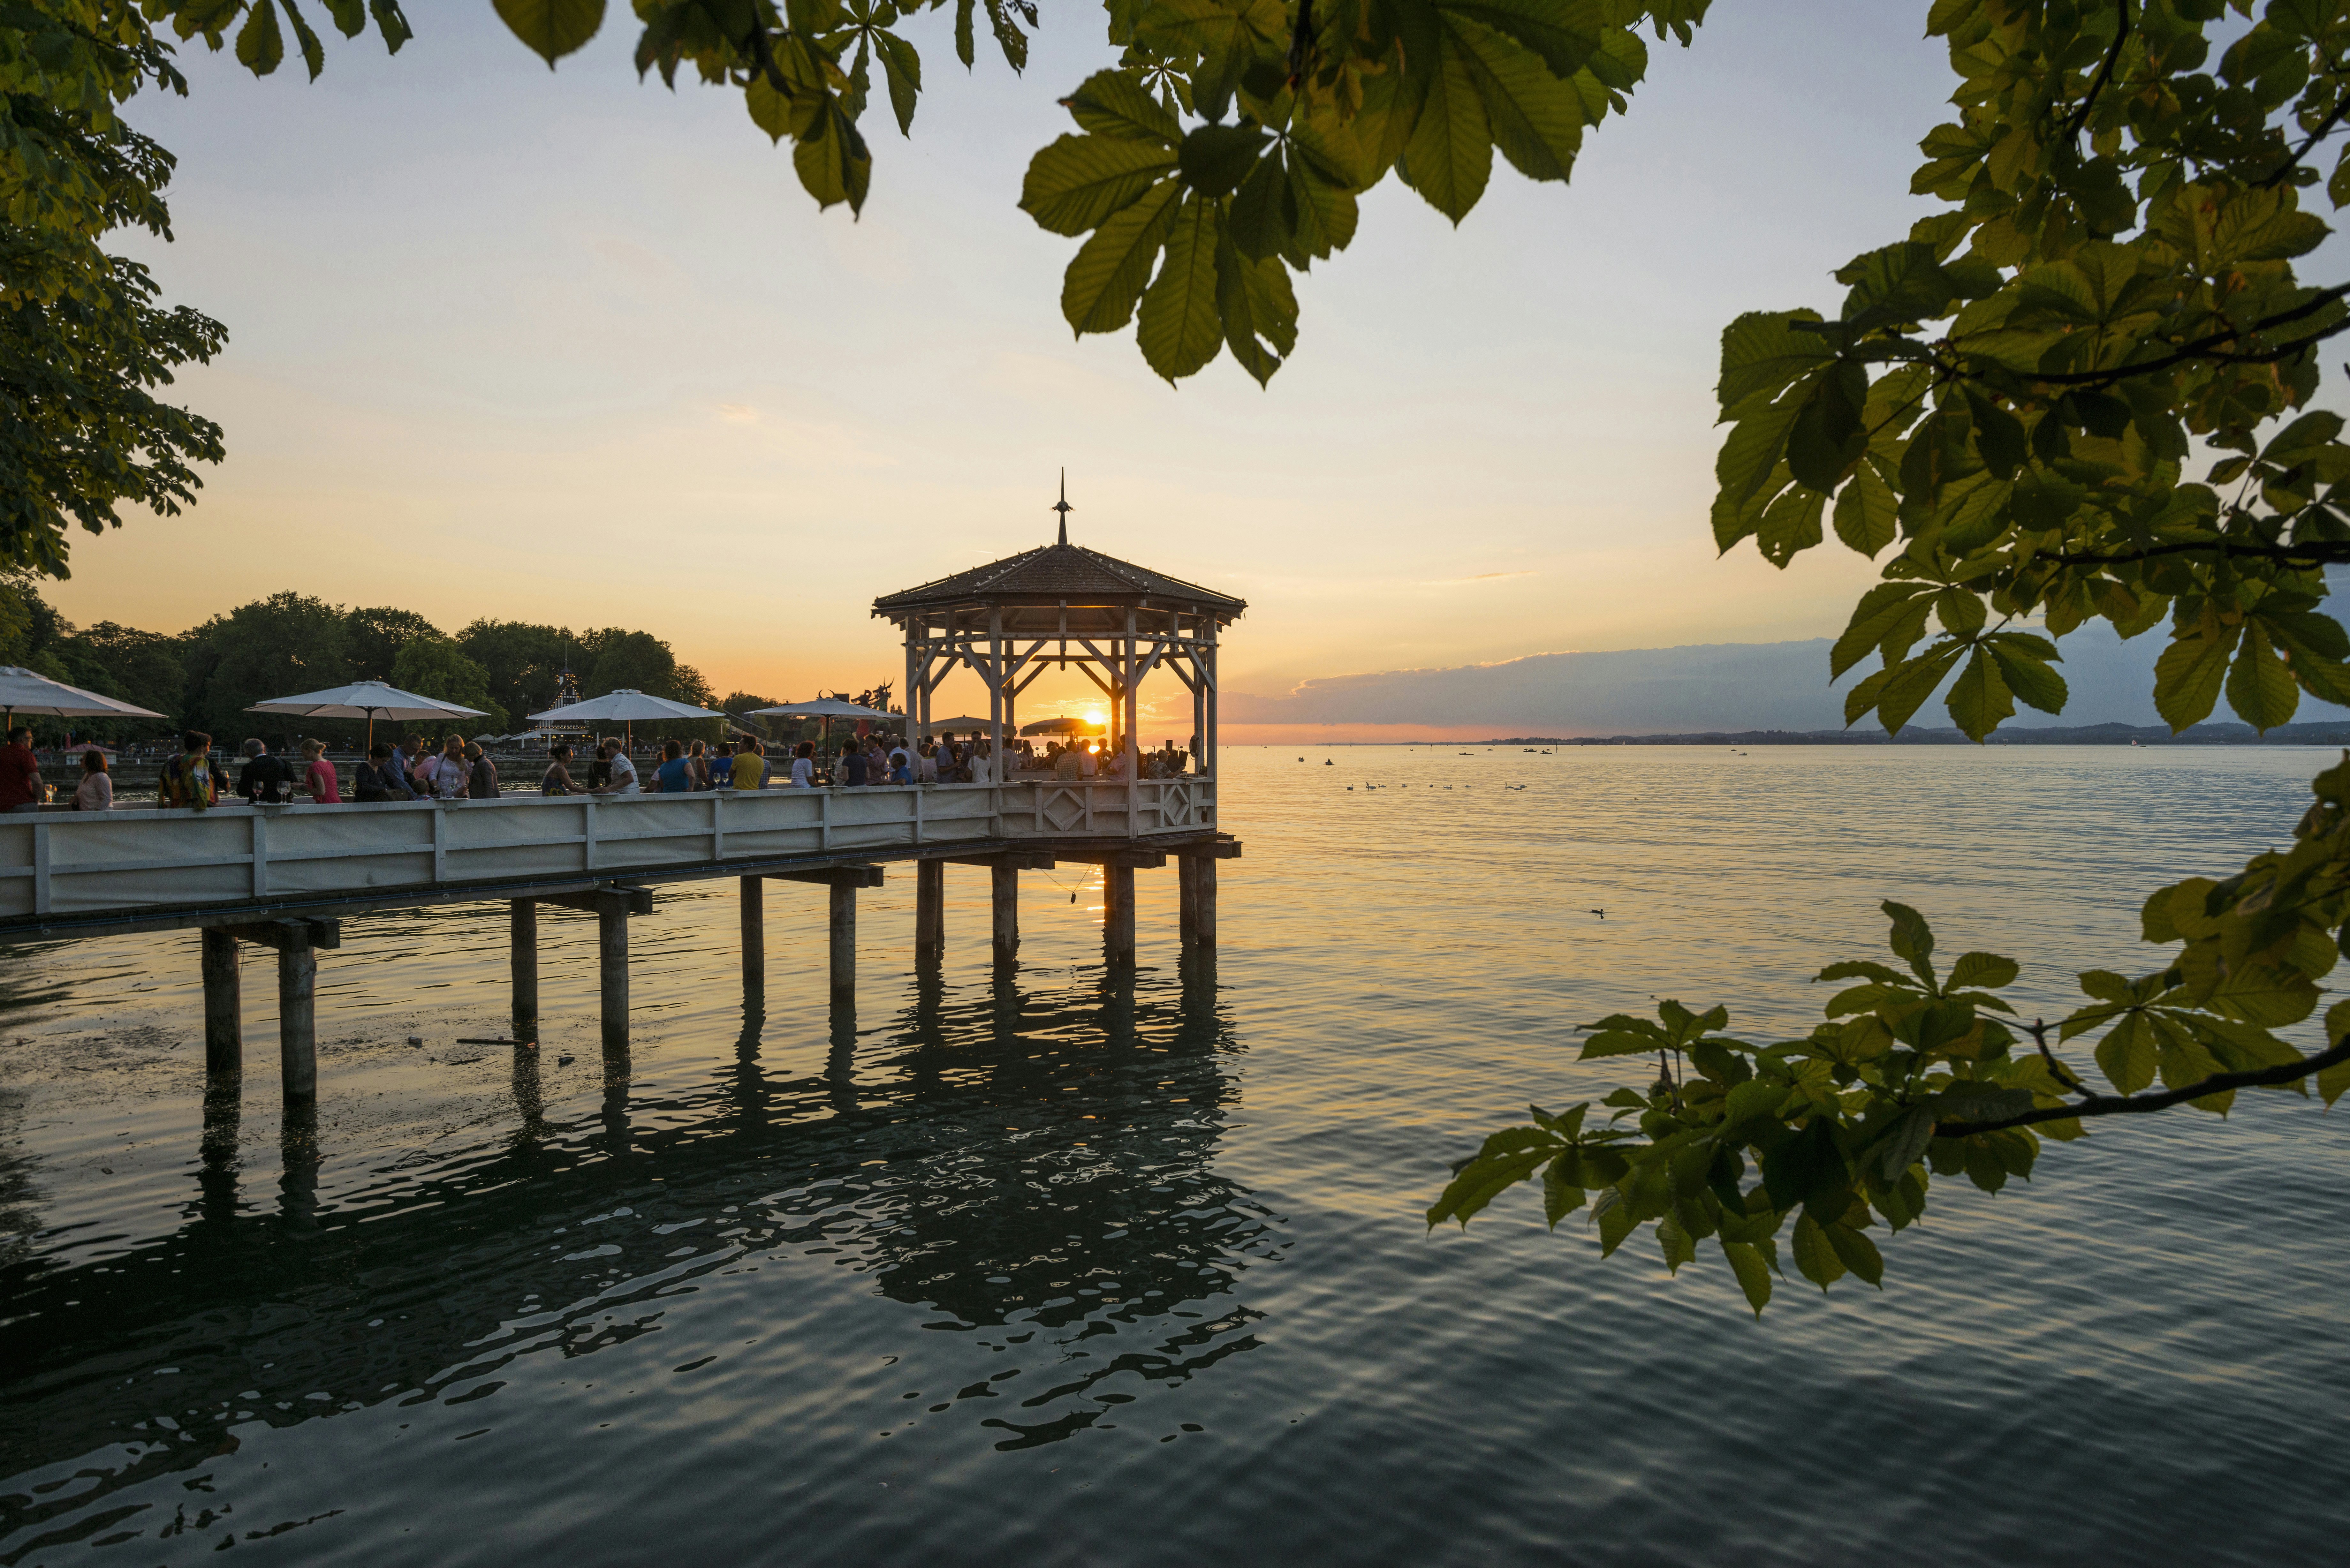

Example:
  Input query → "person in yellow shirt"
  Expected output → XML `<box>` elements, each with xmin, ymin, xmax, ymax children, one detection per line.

<box><xmin>731</xmin><ymin>739</ymin><xmax>767</xmax><ymax>790</ymax></box>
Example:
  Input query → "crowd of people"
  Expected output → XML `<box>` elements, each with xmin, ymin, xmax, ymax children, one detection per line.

<box><xmin>0</xmin><ymin>725</ymin><xmax>1192</xmax><ymax>811</ymax></box>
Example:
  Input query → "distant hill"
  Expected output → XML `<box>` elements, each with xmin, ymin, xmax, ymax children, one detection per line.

<box><xmin>1474</xmin><ymin>721</ymin><xmax>2350</xmax><ymax>746</ymax></box>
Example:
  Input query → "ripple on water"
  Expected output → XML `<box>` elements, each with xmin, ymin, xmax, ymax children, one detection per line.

<box><xmin>3</xmin><ymin>745</ymin><xmax>2348</xmax><ymax>1566</ymax></box>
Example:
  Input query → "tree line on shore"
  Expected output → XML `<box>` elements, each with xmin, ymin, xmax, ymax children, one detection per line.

<box><xmin>0</xmin><ymin>578</ymin><xmax>759</xmax><ymax>746</ymax></box>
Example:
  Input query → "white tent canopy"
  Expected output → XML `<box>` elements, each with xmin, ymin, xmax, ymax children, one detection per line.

<box><xmin>528</xmin><ymin>689</ymin><xmax>731</xmax><ymax>725</ymax></box>
<box><xmin>747</xmin><ymin>698</ymin><xmax>892</xmax><ymax>720</ymax></box>
<box><xmin>246</xmin><ymin>680</ymin><xmax>487</xmax><ymax>723</ymax></box>
<box><xmin>0</xmin><ymin>666</ymin><xmax>167</xmax><ymax>721</ymax></box>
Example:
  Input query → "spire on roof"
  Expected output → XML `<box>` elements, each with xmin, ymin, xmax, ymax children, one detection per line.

<box><xmin>1052</xmin><ymin>468</ymin><xmax>1073</xmax><ymax>547</ymax></box>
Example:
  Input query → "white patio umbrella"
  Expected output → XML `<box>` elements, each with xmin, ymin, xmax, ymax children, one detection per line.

<box><xmin>921</xmin><ymin>714</ymin><xmax>997</xmax><ymax>735</ymax></box>
<box><xmin>529</xmin><ymin>689</ymin><xmax>732</xmax><ymax>752</ymax></box>
<box><xmin>246</xmin><ymin>679</ymin><xmax>488</xmax><ymax>750</ymax></box>
<box><xmin>1019</xmin><ymin>715</ymin><xmax>1103</xmax><ymax>736</ymax></box>
<box><xmin>0</xmin><ymin>667</ymin><xmax>168</xmax><ymax>727</ymax></box>
<box><xmin>748</xmin><ymin>698</ymin><xmax>896</xmax><ymax>773</ymax></box>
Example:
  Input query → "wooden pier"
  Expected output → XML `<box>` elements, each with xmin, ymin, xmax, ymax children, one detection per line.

<box><xmin>0</xmin><ymin>517</ymin><xmax>1248</xmax><ymax>1125</ymax></box>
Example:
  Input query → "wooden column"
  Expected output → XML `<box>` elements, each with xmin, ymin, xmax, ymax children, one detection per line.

<box><xmin>992</xmin><ymin>863</ymin><xmax>1019</xmax><ymax>963</ymax></box>
<box><xmin>510</xmin><ymin>899</ymin><xmax>538</xmax><ymax>1040</ymax></box>
<box><xmin>740</xmin><ymin>876</ymin><xmax>764</xmax><ymax>991</ymax></box>
<box><xmin>915</xmin><ymin>859</ymin><xmax>945</xmax><ymax>961</ymax></box>
<box><xmin>201</xmin><ymin>927</ymin><xmax>241</xmax><ymax>1074</ymax></box>
<box><xmin>277</xmin><ymin>936</ymin><xmax>317</xmax><ymax>1104</ymax></box>
<box><xmin>1106</xmin><ymin>863</ymin><xmax>1136</xmax><ymax>965</ymax></box>
<box><xmin>1194</xmin><ymin>855</ymin><xmax>1218</xmax><ymax>949</ymax></box>
<box><xmin>830</xmin><ymin>881</ymin><xmax>857</xmax><ymax>1001</ymax></box>
<box><xmin>598</xmin><ymin>895</ymin><xmax>630</xmax><ymax>1052</ymax></box>
<box><xmin>1178</xmin><ymin>854</ymin><xmax>1199</xmax><ymax>944</ymax></box>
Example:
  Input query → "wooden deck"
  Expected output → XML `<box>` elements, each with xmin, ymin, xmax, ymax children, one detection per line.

<box><xmin>0</xmin><ymin>778</ymin><xmax>1219</xmax><ymax>939</ymax></box>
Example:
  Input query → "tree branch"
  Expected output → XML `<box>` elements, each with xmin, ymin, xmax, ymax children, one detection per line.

<box><xmin>2042</xmin><ymin>538</ymin><xmax>2350</xmax><ymax>568</ymax></box>
<box><xmin>2065</xmin><ymin>0</ymin><xmax>2131</xmax><ymax>140</ymax></box>
<box><xmin>2260</xmin><ymin>59</ymin><xmax>2350</xmax><ymax>188</ymax></box>
<box><xmin>1936</xmin><ymin>1035</ymin><xmax>2350</xmax><ymax>1137</ymax></box>
<box><xmin>2001</xmin><ymin>285</ymin><xmax>2350</xmax><ymax>388</ymax></box>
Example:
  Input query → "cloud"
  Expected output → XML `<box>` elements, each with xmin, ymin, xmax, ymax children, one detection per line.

<box><xmin>1223</xmin><ymin>625</ymin><xmax>2350</xmax><ymax>735</ymax></box>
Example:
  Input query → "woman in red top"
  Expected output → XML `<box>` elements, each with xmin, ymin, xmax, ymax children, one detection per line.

<box><xmin>299</xmin><ymin>738</ymin><xmax>340</xmax><ymax>804</ymax></box>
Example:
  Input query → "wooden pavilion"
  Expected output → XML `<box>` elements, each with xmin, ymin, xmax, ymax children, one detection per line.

<box><xmin>871</xmin><ymin>486</ymin><xmax>1246</xmax><ymax>769</ymax></box>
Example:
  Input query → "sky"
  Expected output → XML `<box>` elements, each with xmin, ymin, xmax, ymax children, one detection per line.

<box><xmin>57</xmin><ymin>3</ymin><xmax>2326</xmax><ymax>742</ymax></box>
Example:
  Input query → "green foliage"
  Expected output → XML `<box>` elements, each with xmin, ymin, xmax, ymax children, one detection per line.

<box><xmin>1707</xmin><ymin>0</ymin><xmax>2350</xmax><ymax>745</ymax></box>
<box><xmin>182</xmin><ymin>589</ymin><xmax>350</xmax><ymax>740</ymax></box>
<box><xmin>1438</xmin><ymin>757</ymin><xmax>2350</xmax><ymax>1312</ymax></box>
<box><xmin>390</xmin><ymin>633</ymin><xmax>506</xmax><ymax>729</ymax></box>
<box><xmin>3</xmin><ymin>1</ymin><xmax>228</xmax><ymax>577</ymax></box>
<box><xmin>343</xmin><ymin>603</ymin><xmax>441</xmax><ymax>682</ymax></box>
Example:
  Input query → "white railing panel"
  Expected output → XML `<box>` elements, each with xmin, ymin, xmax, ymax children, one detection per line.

<box><xmin>0</xmin><ymin>776</ymin><xmax>1220</xmax><ymax>923</ymax></box>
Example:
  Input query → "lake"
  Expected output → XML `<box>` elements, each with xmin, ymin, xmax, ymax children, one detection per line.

<box><xmin>4</xmin><ymin>744</ymin><xmax>2346</xmax><ymax>1565</ymax></box>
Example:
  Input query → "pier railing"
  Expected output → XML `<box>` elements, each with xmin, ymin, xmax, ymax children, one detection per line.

<box><xmin>0</xmin><ymin>778</ymin><xmax>1218</xmax><ymax>921</ymax></box>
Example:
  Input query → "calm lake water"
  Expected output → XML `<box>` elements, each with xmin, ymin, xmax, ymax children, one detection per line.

<box><xmin>4</xmin><ymin>745</ymin><xmax>2347</xmax><ymax>1565</ymax></box>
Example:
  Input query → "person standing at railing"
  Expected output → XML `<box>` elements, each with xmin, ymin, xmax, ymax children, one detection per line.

<box><xmin>541</xmin><ymin>744</ymin><xmax>579</xmax><ymax>795</ymax></box>
<box><xmin>654</xmin><ymin>740</ymin><xmax>693</xmax><ymax>794</ymax></box>
<box><xmin>238</xmin><ymin>738</ymin><xmax>289</xmax><ymax>803</ymax></box>
<box><xmin>71</xmin><ymin>750</ymin><xmax>112</xmax><ymax>810</ymax></box>
<box><xmin>465</xmin><ymin>742</ymin><xmax>499</xmax><ymax>799</ymax></box>
<box><xmin>590</xmin><ymin>738</ymin><xmax>640</xmax><ymax>796</ymax></box>
<box><xmin>730</xmin><ymin>740</ymin><xmax>766</xmax><ymax>791</ymax></box>
<box><xmin>0</xmin><ymin>727</ymin><xmax>41</xmax><ymax>814</ymax></box>
<box><xmin>788</xmin><ymin>742</ymin><xmax>816</xmax><ymax>789</ymax></box>
<box><xmin>353</xmin><ymin>744</ymin><xmax>410</xmax><ymax>801</ymax></box>
<box><xmin>427</xmin><ymin>735</ymin><xmax>469</xmax><ymax>801</ymax></box>
<box><xmin>160</xmin><ymin>732</ymin><xmax>217</xmax><ymax>811</ymax></box>
<box><xmin>709</xmin><ymin>741</ymin><xmax>735</xmax><ymax>789</ymax></box>
<box><xmin>299</xmin><ymin>739</ymin><xmax>340</xmax><ymax>804</ymax></box>
<box><xmin>840</xmin><ymin>739</ymin><xmax>867</xmax><ymax>788</ymax></box>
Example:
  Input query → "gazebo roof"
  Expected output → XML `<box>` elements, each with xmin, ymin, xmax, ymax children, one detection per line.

<box><xmin>873</xmin><ymin>539</ymin><xmax>1247</xmax><ymax>622</ymax></box>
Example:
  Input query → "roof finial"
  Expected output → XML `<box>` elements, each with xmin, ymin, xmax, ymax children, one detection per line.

<box><xmin>1052</xmin><ymin>467</ymin><xmax>1073</xmax><ymax>547</ymax></box>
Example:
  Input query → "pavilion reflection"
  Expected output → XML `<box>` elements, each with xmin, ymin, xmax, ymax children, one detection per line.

<box><xmin>0</xmin><ymin>956</ymin><xmax>1270</xmax><ymax>1538</ymax></box>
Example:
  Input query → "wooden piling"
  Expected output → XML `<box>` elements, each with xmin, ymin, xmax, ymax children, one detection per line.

<box><xmin>1178</xmin><ymin>855</ymin><xmax>1198</xmax><ymax>945</ymax></box>
<box><xmin>1106</xmin><ymin>863</ymin><xmax>1136</xmax><ymax>965</ymax></box>
<box><xmin>598</xmin><ymin>895</ymin><xmax>630</xmax><ymax>1053</ymax></box>
<box><xmin>201</xmin><ymin>927</ymin><xmax>241</xmax><ymax>1074</ymax></box>
<box><xmin>829</xmin><ymin>881</ymin><xmax>857</xmax><ymax>1001</ymax></box>
<box><xmin>277</xmin><ymin>936</ymin><xmax>317</xmax><ymax>1104</ymax></box>
<box><xmin>740</xmin><ymin>876</ymin><xmax>764</xmax><ymax>991</ymax></box>
<box><xmin>1194</xmin><ymin>856</ymin><xmax>1218</xmax><ymax>950</ymax></box>
<box><xmin>510</xmin><ymin>899</ymin><xmax>538</xmax><ymax>1040</ymax></box>
<box><xmin>991</xmin><ymin>864</ymin><xmax>1018</xmax><ymax>962</ymax></box>
<box><xmin>915</xmin><ymin>859</ymin><xmax>945</xmax><ymax>962</ymax></box>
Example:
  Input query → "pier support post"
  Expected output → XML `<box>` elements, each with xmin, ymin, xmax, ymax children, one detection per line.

<box><xmin>830</xmin><ymin>882</ymin><xmax>857</xmax><ymax>1001</ymax></box>
<box><xmin>541</xmin><ymin>886</ymin><xmax>653</xmax><ymax>1054</ymax></box>
<box><xmin>597</xmin><ymin>895</ymin><xmax>630</xmax><ymax>1053</ymax></box>
<box><xmin>277</xmin><ymin>936</ymin><xmax>317</xmax><ymax>1105</ymax></box>
<box><xmin>510</xmin><ymin>899</ymin><xmax>539</xmax><ymax>1041</ymax></box>
<box><xmin>915</xmin><ymin>859</ymin><xmax>945</xmax><ymax>963</ymax></box>
<box><xmin>1178</xmin><ymin>856</ymin><xmax>1198</xmax><ymax>945</ymax></box>
<box><xmin>201</xmin><ymin>928</ymin><xmax>241</xmax><ymax>1074</ymax></box>
<box><xmin>214</xmin><ymin>918</ymin><xmax>337</xmax><ymax>1106</ymax></box>
<box><xmin>1106</xmin><ymin>864</ymin><xmax>1136</xmax><ymax>966</ymax></box>
<box><xmin>740</xmin><ymin>876</ymin><xmax>764</xmax><ymax>992</ymax></box>
<box><xmin>1188</xmin><ymin>854</ymin><xmax>1219</xmax><ymax>951</ymax></box>
<box><xmin>991</xmin><ymin>864</ymin><xmax>1018</xmax><ymax>963</ymax></box>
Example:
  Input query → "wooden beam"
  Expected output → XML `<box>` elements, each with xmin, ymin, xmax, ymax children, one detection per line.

<box><xmin>740</xmin><ymin>876</ymin><xmax>764</xmax><ymax>992</ymax></box>
<box><xmin>540</xmin><ymin>886</ymin><xmax>655</xmax><ymax>916</ymax></box>
<box><xmin>215</xmin><ymin>916</ymin><xmax>340</xmax><ymax>951</ymax></box>
<box><xmin>829</xmin><ymin>881</ymin><xmax>857</xmax><ymax>1001</ymax></box>
<box><xmin>765</xmin><ymin>865</ymin><xmax>884</xmax><ymax>889</ymax></box>
<box><xmin>1105</xmin><ymin>863</ymin><xmax>1136</xmax><ymax>965</ymax></box>
<box><xmin>938</xmin><ymin>851</ymin><xmax>1055</xmax><ymax>870</ymax></box>
<box><xmin>1049</xmin><ymin>848</ymin><xmax>1166</xmax><ymax>869</ymax></box>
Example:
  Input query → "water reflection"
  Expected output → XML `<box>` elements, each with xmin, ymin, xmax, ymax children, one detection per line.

<box><xmin>0</xmin><ymin>957</ymin><xmax>1276</xmax><ymax>1542</ymax></box>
